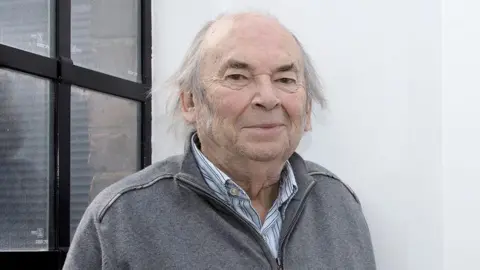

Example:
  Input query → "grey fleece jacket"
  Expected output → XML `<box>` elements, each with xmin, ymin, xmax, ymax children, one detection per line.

<box><xmin>63</xmin><ymin>139</ymin><xmax>376</xmax><ymax>270</ymax></box>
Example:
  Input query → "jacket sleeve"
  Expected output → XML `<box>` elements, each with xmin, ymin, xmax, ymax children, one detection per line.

<box><xmin>62</xmin><ymin>206</ymin><xmax>103</xmax><ymax>270</ymax></box>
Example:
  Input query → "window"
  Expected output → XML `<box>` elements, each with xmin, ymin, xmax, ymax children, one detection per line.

<box><xmin>0</xmin><ymin>0</ymin><xmax>52</xmax><ymax>57</ymax></box>
<box><xmin>0</xmin><ymin>69</ymin><xmax>51</xmax><ymax>251</ymax></box>
<box><xmin>0</xmin><ymin>0</ymin><xmax>151</xmax><ymax>268</ymax></box>
<box><xmin>70</xmin><ymin>86</ymin><xmax>141</xmax><ymax>239</ymax></box>
<box><xmin>71</xmin><ymin>0</ymin><xmax>140</xmax><ymax>81</ymax></box>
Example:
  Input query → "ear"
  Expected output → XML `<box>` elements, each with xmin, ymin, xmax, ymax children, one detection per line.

<box><xmin>304</xmin><ymin>100</ymin><xmax>312</xmax><ymax>132</ymax></box>
<box><xmin>180</xmin><ymin>91</ymin><xmax>196</xmax><ymax>124</ymax></box>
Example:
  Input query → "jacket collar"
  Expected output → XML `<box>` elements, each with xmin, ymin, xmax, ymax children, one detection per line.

<box><xmin>179</xmin><ymin>131</ymin><xmax>315</xmax><ymax>201</ymax></box>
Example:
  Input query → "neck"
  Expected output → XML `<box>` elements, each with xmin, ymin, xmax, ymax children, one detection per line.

<box><xmin>205</xmin><ymin>149</ymin><xmax>285</xmax><ymax>222</ymax></box>
<box><xmin>201</xmin><ymin>145</ymin><xmax>286</xmax><ymax>206</ymax></box>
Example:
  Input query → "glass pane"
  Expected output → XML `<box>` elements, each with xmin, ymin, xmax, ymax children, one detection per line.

<box><xmin>0</xmin><ymin>69</ymin><xmax>51</xmax><ymax>250</ymax></box>
<box><xmin>71</xmin><ymin>0</ymin><xmax>140</xmax><ymax>81</ymax></box>
<box><xmin>70</xmin><ymin>86</ymin><xmax>140</xmax><ymax>239</ymax></box>
<box><xmin>0</xmin><ymin>0</ymin><xmax>52</xmax><ymax>56</ymax></box>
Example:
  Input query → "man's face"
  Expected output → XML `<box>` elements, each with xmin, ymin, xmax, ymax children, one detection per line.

<box><xmin>185</xmin><ymin>15</ymin><xmax>311</xmax><ymax>162</ymax></box>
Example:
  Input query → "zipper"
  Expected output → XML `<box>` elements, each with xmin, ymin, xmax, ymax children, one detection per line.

<box><xmin>276</xmin><ymin>258</ymin><xmax>283</xmax><ymax>270</ymax></box>
<box><xmin>177</xmin><ymin>175</ymin><xmax>316</xmax><ymax>270</ymax></box>
<box><xmin>177</xmin><ymin>176</ymin><xmax>278</xmax><ymax>268</ymax></box>
<box><xmin>277</xmin><ymin>180</ymin><xmax>317</xmax><ymax>269</ymax></box>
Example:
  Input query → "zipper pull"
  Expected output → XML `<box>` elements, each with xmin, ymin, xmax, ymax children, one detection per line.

<box><xmin>276</xmin><ymin>258</ymin><xmax>283</xmax><ymax>270</ymax></box>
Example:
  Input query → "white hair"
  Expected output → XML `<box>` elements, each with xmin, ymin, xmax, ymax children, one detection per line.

<box><xmin>160</xmin><ymin>12</ymin><xmax>327</xmax><ymax>137</ymax></box>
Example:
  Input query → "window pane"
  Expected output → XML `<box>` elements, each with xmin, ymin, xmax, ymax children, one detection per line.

<box><xmin>0</xmin><ymin>0</ymin><xmax>52</xmax><ymax>56</ymax></box>
<box><xmin>70</xmin><ymin>86</ymin><xmax>140</xmax><ymax>239</ymax></box>
<box><xmin>71</xmin><ymin>0</ymin><xmax>140</xmax><ymax>81</ymax></box>
<box><xmin>0</xmin><ymin>69</ymin><xmax>51</xmax><ymax>250</ymax></box>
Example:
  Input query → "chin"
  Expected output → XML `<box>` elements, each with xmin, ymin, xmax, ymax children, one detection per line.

<box><xmin>246</xmin><ymin>153</ymin><xmax>280</xmax><ymax>162</ymax></box>
<box><xmin>239</xmin><ymin>143</ymin><xmax>287</xmax><ymax>162</ymax></box>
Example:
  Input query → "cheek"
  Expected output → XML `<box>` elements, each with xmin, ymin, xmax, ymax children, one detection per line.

<box><xmin>212</xmin><ymin>91</ymin><xmax>250</xmax><ymax>122</ymax></box>
<box><xmin>281</xmin><ymin>94</ymin><xmax>308</xmax><ymax>123</ymax></box>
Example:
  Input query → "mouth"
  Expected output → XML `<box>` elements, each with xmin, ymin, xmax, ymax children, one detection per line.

<box><xmin>243</xmin><ymin>124</ymin><xmax>286</xmax><ymax>137</ymax></box>
<box><xmin>246</xmin><ymin>123</ymin><xmax>284</xmax><ymax>129</ymax></box>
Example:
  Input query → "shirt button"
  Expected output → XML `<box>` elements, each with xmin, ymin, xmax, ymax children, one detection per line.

<box><xmin>229</xmin><ymin>188</ymin><xmax>239</xmax><ymax>196</ymax></box>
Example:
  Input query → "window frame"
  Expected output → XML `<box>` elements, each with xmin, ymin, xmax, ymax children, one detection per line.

<box><xmin>0</xmin><ymin>0</ymin><xmax>152</xmax><ymax>268</ymax></box>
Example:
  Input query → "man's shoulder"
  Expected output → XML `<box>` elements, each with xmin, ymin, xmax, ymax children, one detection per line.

<box><xmin>304</xmin><ymin>160</ymin><xmax>341</xmax><ymax>180</ymax></box>
<box><xmin>303</xmin><ymin>160</ymin><xmax>361</xmax><ymax>205</ymax></box>
<box><xmin>88</xmin><ymin>154</ymin><xmax>184</xmax><ymax>221</ymax></box>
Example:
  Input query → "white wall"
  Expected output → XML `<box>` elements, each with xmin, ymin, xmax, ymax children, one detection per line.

<box><xmin>152</xmin><ymin>1</ymin><xmax>444</xmax><ymax>269</ymax></box>
<box><xmin>442</xmin><ymin>0</ymin><xmax>480</xmax><ymax>269</ymax></box>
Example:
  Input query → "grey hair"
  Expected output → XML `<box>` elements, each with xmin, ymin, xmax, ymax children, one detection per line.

<box><xmin>163</xmin><ymin>12</ymin><xmax>327</xmax><ymax>137</ymax></box>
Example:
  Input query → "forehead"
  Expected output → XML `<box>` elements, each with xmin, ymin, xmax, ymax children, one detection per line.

<box><xmin>203</xmin><ymin>16</ymin><xmax>302</xmax><ymax>71</ymax></box>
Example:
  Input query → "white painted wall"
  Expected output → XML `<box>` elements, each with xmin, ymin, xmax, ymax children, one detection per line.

<box><xmin>152</xmin><ymin>1</ymin><xmax>446</xmax><ymax>269</ymax></box>
<box><xmin>442</xmin><ymin>0</ymin><xmax>480</xmax><ymax>269</ymax></box>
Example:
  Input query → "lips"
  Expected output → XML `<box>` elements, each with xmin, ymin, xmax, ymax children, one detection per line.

<box><xmin>246</xmin><ymin>123</ymin><xmax>283</xmax><ymax>128</ymax></box>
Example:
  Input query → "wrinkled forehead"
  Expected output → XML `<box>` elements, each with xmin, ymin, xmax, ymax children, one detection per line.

<box><xmin>202</xmin><ymin>16</ymin><xmax>303</xmax><ymax>72</ymax></box>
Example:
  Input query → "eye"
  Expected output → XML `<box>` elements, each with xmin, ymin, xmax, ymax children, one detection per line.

<box><xmin>276</xmin><ymin>78</ymin><xmax>296</xmax><ymax>84</ymax></box>
<box><xmin>226</xmin><ymin>74</ymin><xmax>248</xmax><ymax>80</ymax></box>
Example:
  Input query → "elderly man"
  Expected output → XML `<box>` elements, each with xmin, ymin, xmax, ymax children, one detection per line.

<box><xmin>64</xmin><ymin>12</ymin><xmax>376</xmax><ymax>269</ymax></box>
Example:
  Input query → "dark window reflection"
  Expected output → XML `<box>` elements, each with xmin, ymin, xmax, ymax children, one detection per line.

<box><xmin>0</xmin><ymin>70</ymin><xmax>50</xmax><ymax>250</ymax></box>
<box><xmin>0</xmin><ymin>0</ymin><xmax>52</xmax><ymax>56</ymax></box>
<box><xmin>70</xmin><ymin>86</ymin><xmax>140</xmax><ymax>240</ymax></box>
<box><xmin>71</xmin><ymin>0</ymin><xmax>140</xmax><ymax>81</ymax></box>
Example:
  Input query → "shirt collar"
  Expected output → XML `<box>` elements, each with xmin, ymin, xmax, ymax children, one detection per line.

<box><xmin>190</xmin><ymin>132</ymin><xmax>298</xmax><ymax>205</ymax></box>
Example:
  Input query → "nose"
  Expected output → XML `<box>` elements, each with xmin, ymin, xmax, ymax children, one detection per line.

<box><xmin>251</xmin><ymin>77</ymin><xmax>280</xmax><ymax>111</ymax></box>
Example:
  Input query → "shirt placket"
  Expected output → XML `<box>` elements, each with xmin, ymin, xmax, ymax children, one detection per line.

<box><xmin>225</xmin><ymin>181</ymin><xmax>263</xmax><ymax>230</ymax></box>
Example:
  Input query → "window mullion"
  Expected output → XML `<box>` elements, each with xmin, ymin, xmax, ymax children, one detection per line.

<box><xmin>54</xmin><ymin>0</ymin><xmax>72</xmax><ymax>255</ymax></box>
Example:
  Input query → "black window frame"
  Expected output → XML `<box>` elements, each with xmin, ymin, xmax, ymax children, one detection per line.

<box><xmin>0</xmin><ymin>0</ymin><xmax>152</xmax><ymax>268</ymax></box>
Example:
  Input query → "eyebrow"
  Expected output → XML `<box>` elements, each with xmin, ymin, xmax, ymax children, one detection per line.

<box><xmin>218</xmin><ymin>59</ymin><xmax>299</xmax><ymax>75</ymax></box>
<box><xmin>218</xmin><ymin>59</ymin><xmax>252</xmax><ymax>75</ymax></box>
<box><xmin>275</xmin><ymin>63</ymin><xmax>298</xmax><ymax>73</ymax></box>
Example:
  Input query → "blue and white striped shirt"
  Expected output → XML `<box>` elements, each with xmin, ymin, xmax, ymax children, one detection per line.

<box><xmin>191</xmin><ymin>134</ymin><xmax>298</xmax><ymax>258</ymax></box>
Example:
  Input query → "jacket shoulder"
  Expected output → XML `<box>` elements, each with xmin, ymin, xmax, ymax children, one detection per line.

<box><xmin>304</xmin><ymin>160</ymin><xmax>361</xmax><ymax>204</ymax></box>
<box><xmin>88</xmin><ymin>154</ymin><xmax>184</xmax><ymax>222</ymax></box>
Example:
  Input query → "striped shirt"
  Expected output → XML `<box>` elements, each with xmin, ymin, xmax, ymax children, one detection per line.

<box><xmin>191</xmin><ymin>134</ymin><xmax>298</xmax><ymax>258</ymax></box>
